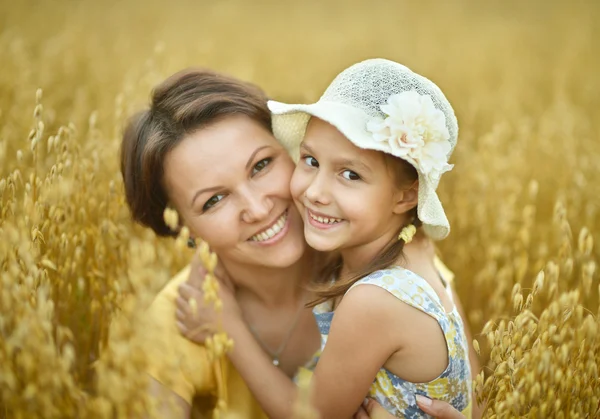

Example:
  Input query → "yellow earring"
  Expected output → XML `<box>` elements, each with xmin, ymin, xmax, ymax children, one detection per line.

<box><xmin>398</xmin><ymin>224</ymin><xmax>417</xmax><ymax>243</ymax></box>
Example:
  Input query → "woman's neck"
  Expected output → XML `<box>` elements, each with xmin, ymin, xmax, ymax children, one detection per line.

<box><xmin>223</xmin><ymin>250</ymin><xmax>315</xmax><ymax>309</ymax></box>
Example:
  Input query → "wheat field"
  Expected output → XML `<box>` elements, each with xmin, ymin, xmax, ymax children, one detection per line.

<box><xmin>0</xmin><ymin>0</ymin><xmax>599</xmax><ymax>417</ymax></box>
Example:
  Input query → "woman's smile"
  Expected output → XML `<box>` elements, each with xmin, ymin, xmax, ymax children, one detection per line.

<box><xmin>248</xmin><ymin>208</ymin><xmax>291</xmax><ymax>245</ymax></box>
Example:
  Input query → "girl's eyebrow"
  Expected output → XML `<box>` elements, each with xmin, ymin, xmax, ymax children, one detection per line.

<box><xmin>335</xmin><ymin>158</ymin><xmax>372</xmax><ymax>174</ymax></box>
<box><xmin>300</xmin><ymin>142</ymin><xmax>372</xmax><ymax>174</ymax></box>
<box><xmin>299</xmin><ymin>142</ymin><xmax>313</xmax><ymax>152</ymax></box>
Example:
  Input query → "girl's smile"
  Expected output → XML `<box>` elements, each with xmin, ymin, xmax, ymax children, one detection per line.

<box><xmin>306</xmin><ymin>208</ymin><xmax>345</xmax><ymax>229</ymax></box>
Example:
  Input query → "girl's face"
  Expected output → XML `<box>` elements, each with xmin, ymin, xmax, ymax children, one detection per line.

<box><xmin>163</xmin><ymin>114</ymin><xmax>306</xmax><ymax>269</ymax></box>
<box><xmin>290</xmin><ymin>117</ymin><xmax>415</xmax><ymax>256</ymax></box>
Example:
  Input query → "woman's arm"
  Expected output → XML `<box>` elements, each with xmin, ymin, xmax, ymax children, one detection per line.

<box><xmin>354</xmin><ymin>397</ymin><xmax>467</xmax><ymax>419</ymax></box>
<box><xmin>146</xmin><ymin>377</ymin><xmax>191</xmax><ymax>419</ymax></box>
<box><xmin>451</xmin><ymin>285</ymin><xmax>483</xmax><ymax>419</ymax></box>
<box><xmin>176</xmin><ymin>265</ymin><xmax>299</xmax><ymax>418</ymax></box>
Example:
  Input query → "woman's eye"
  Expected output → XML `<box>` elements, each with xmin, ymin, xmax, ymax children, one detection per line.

<box><xmin>303</xmin><ymin>156</ymin><xmax>319</xmax><ymax>168</ymax></box>
<box><xmin>203</xmin><ymin>194</ymin><xmax>225</xmax><ymax>211</ymax></box>
<box><xmin>252</xmin><ymin>158</ymin><xmax>272</xmax><ymax>176</ymax></box>
<box><xmin>341</xmin><ymin>170</ymin><xmax>361</xmax><ymax>181</ymax></box>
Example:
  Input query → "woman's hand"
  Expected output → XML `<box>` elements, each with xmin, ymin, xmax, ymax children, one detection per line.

<box><xmin>175</xmin><ymin>252</ymin><xmax>241</xmax><ymax>344</ymax></box>
<box><xmin>354</xmin><ymin>397</ymin><xmax>466</xmax><ymax>419</ymax></box>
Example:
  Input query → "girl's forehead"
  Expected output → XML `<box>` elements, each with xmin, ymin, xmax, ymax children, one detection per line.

<box><xmin>303</xmin><ymin>122</ymin><xmax>383</xmax><ymax>162</ymax></box>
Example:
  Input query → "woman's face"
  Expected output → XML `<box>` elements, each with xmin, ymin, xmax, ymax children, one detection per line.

<box><xmin>163</xmin><ymin>114</ymin><xmax>306</xmax><ymax>269</ymax></box>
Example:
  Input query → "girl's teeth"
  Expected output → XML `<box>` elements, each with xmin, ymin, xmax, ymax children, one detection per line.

<box><xmin>310</xmin><ymin>212</ymin><xmax>340</xmax><ymax>224</ymax></box>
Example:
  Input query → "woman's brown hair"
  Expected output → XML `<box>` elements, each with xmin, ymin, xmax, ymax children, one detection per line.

<box><xmin>120</xmin><ymin>69</ymin><xmax>271</xmax><ymax>237</ymax></box>
<box><xmin>310</xmin><ymin>155</ymin><xmax>421</xmax><ymax>307</ymax></box>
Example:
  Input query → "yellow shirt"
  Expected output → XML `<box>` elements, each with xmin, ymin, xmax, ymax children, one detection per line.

<box><xmin>143</xmin><ymin>266</ymin><xmax>268</xmax><ymax>418</ymax></box>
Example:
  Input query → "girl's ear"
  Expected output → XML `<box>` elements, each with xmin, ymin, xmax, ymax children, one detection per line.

<box><xmin>392</xmin><ymin>180</ymin><xmax>419</xmax><ymax>215</ymax></box>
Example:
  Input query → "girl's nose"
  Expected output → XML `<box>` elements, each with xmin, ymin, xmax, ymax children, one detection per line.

<box><xmin>304</xmin><ymin>172</ymin><xmax>331</xmax><ymax>206</ymax></box>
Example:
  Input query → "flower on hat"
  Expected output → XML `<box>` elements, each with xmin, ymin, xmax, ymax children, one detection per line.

<box><xmin>366</xmin><ymin>90</ymin><xmax>453</xmax><ymax>181</ymax></box>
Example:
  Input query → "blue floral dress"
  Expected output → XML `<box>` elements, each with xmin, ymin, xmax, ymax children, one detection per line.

<box><xmin>308</xmin><ymin>264</ymin><xmax>472</xmax><ymax>418</ymax></box>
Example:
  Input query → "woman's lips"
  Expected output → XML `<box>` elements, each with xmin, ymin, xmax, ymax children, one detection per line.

<box><xmin>248</xmin><ymin>209</ymin><xmax>291</xmax><ymax>246</ymax></box>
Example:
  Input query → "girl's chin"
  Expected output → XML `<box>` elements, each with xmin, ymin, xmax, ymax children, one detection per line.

<box><xmin>304</xmin><ymin>234</ymin><xmax>341</xmax><ymax>253</ymax></box>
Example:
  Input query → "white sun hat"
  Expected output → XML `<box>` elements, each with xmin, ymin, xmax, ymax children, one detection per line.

<box><xmin>269</xmin><ymin>58</ymin><xmax>458</xmax><ymax>241</ymax></box>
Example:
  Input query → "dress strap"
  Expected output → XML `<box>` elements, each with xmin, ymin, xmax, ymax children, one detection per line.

<box><xmin>347</xmin><ymin>267</ymin><xmax>447</xmax><ymax>321</ymax></box>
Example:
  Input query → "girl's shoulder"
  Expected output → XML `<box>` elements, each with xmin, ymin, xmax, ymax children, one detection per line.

<box><xmin>347</xmin><ymin>266</ymin><xmax>449</xmax><ymax>320</ymax></box>
<box><xmin>350</xmin><ymin>265</ymin><xmax>418</xmax><ymax>289</ymax></box>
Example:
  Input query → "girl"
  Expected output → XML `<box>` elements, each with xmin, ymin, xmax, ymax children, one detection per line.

<box><xmin>176</xmin><ymin>59</ymin><xmax>472</xmax><ymax>418</ymax></box>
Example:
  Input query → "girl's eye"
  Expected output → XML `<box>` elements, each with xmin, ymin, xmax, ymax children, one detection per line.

<box><xmin>203</xmin><ymin>194</ymin><xmax>225</xmax><ymax>211</ymax></box>
<box><xmin>252</xmin><ymin>158</ymin><xmax>272</xmax><ymax>176</ymax></box>
<box><xmin>341</xmin><ymin>170</ymin><xmax>361</xmax><ymax>181</ymax></box>
<box><xmin>303</xmin><ymin>156</ymin><xmax>319</xmax><ymax>168</ymax></box>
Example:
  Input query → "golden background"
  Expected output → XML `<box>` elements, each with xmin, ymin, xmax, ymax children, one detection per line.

<box><xmin>0</xmin><ymin>0</ymin><xmax>599</xmax><ymax>417</ymax></box>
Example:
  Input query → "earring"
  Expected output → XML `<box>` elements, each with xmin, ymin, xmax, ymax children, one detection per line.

<box><xmin>187</xmin><ymin>238</ymin><xmax>196</xmax><ymax>249</ymax></box>
<box><xmin>398</xmin><ymin>224</ymin><xmax>417</xmax><ymax>244</ymax></box>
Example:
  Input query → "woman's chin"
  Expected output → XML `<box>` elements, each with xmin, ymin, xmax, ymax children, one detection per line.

<box><xmin>257</xmin><ymin>242</ymin><xmax>307</xmax><ymax>268</ymax></box>
<box><xmin>247</xmin><ymin>231</ymin><xmax>307</xmax><ymax>268</ymax></box>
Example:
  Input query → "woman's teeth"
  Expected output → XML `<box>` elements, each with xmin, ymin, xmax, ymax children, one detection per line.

<box><xmin>250</xmin><ymin>211</ymin><xmax>287</xmax><ymax>242</ymax></box>
<box><xmin>309</xmin><ymin>212</ymin><xmax>342</xmax><ymax>224</ymax></box>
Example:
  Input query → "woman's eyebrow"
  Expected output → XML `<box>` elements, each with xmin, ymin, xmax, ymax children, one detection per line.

<box><xmin>191</xmin><ymin>185</ymin><xmax>223</xmax><ymax>207</ymax></box>
<box><xmin>190</xmin><ymin>145</ymin><xmax>272</xmax><ymax>207</ymax></box>
<box><xmin>245</xmin><ymin>145</ymin><xmax>272</xmax><ymax>170</ymax></box>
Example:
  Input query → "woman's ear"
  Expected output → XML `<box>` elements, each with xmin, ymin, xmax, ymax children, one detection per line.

<box><xmin>392</xmin><ymin>180</ymin><xmax>418</xmax><ymax>215</ymax></box>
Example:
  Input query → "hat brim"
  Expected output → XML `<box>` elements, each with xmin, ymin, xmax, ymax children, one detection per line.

<box><xmin>269</xmin><ymin>99</ymin><xmax>450</xmax><ymax>240</ymax></box>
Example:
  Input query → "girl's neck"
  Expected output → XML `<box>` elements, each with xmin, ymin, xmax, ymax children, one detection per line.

<box><xmin>223</xmin><ymin>250</ymin><xmax>315</xmax><ymax>309</ymax></box>
<box><xmin>339</xmin><ymin>228</ymin><xmax>399</xmax><ymax>278</ymax></box>
<box><xmin>338</xmin><ymin>228</ymin><xmax>430</xmax><ymax>279</ymax></box>
<box><xmin>402</xmin><ymin>233</ymin><xmax>435</xmax><ymax>265</ymax></box>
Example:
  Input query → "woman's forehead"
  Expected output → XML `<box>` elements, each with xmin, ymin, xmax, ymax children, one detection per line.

<box><xmin>175</xmin><ymin>116</ymin><xmax>275</xmax><ymax>159</ymax></box>
<box><xmin>162</xmin><ymin>116</ymin><xmax>278</xmax><ymax>192</ymax></box>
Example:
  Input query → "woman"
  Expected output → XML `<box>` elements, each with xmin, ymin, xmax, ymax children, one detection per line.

<box><xmin>120</xmin><ymin>68</ymin><xmax>478</xmax><ymax>418</ymax></box>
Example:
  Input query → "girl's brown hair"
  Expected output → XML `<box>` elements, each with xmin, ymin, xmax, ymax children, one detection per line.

<box><xmin>120</xmin><ymin>68</ymin><xmax>271</xmax><ymax>237</ymax></box>
<box><xmin>310</xmin><ymin>155</ymin><xmax>420</xmax><ymax>306</ymax></box>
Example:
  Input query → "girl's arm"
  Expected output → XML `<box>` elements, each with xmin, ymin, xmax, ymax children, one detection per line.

<box><xmin>179</xmin><ymin>282</ymin><xmax>406</xmax><ymax>419</ymax></box>
<box><xmin>306</xmin><ymin>284</ymin><xmax>406</xmax><ymax>418</ymax></box>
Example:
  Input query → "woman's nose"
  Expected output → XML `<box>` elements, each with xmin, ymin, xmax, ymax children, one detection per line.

<box><xmin>240</xmin><ymin>187</ymin><xmax>274</xmax><ymax>224</ymax></box>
